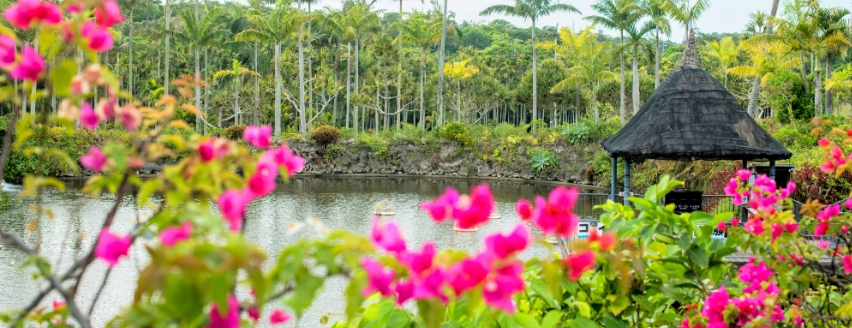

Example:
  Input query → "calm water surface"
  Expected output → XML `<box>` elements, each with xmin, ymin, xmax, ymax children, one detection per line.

<box><xmin>0</xmin><ymin>177</ymin><xmax>597</xmax><ymax>327</ymax></box>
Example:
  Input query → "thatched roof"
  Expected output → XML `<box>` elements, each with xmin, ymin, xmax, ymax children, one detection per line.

<box><xmin>600</xmin><ymin>29</ymin><xmax>792</xmax><ymax>162</ymax></box>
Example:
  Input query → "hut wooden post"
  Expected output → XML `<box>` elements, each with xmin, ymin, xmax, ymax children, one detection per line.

<box><xmin>610</xmin><ymin>157</ymin><xmax>617</xmax><ymax>201</ymax></box>
<box><xmin>769</xmin><ymin>160</ymin><xmax>776</xmax><ymax>182</ymax></box>
<box><xmin>623</xmin><ymin>158</ymin><xmax>631</xmax><ymax>206</ymax></box>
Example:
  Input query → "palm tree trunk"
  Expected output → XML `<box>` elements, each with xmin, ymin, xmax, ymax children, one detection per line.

<box><xmin>297</xmin><ymin>0</ymin><xmax>306</xmax><ymax>134</ymax></box>
<box><xmin>632</xmin><ymin>45</ymin><xmax>639</xmax><ymax>115</ymax></box>
<box><xmin>397</xmin><ymin>0</ymin><xmax>403</xmax><ymax>130</ymax></box>
<box><xmin>436</xmin><ymin>0</ymin><xmax>449</xmax><ymax>127</ymax></box>
<box><xmin>747</xmin><ymin>77</ymin><xmax>760</xmax><ymax>117</ymax></box>
<box><xmin>346</xmin><ymin>42</ymin><xmax>351</xmax><ymax>129</ymax></box>
<box><xmin>800</xmin><ymin>51</ymin><xmax>809</xmax><ymax>94</ymax></box>
<box><xmin>129</xmin><ymin>9</ymin><xmax>134</xmax><ymax>98</ymax></box>
<box><xmin>254</xmin><ymin>41</ymin><xmax>259</xmax><ymax>125</ymax></box>
<box><xmin>355</xmin><ymin>38</ymin><xmax>360</xmax><ymax>135</ymax></box>
<box><xmin>235</xmin><ymin>79</ymin><xmax>240</xmax><ymax>125</ymax></box>
<box><xmin>593</xmin><ymin>81</ymin><xmax>599</xmax><ymax>122</ymax></box>
<box><xmin>655</xmin><ymin>30</ymin><xmax>660</xmax><ymax>89</ymax></box>
<box><xmin>195</xmin><ymin>47</ymin><xmax>201</xmax><ymax>132</ymax></box>
<box><xmin>204</xmin><ymin>48</ymin><xmax>209</xmax><ymax>134</ymax></box>
<box><xmin>619</xmin><ymin>29</ymin><xmax>625</xmax><ymax>125</ymax></box>
<box><xmin>333</xmin><ymin>46</ymin><xmax>340</xmax><ymax>126</ymax></box>
<box><xmin>275</xmin><ymin>42</ymin><xmax>282</xmax><ymax>133</ymax></box>
<box><xmin>815</xmin><ymin>68</ymin><xmax>822</xmax><ymax>117</ymax></box>
<box><xmin>826</xmin><ymin>55</ymin><xmax>833</xmax><ymax>115</ymax></box>
<box><xmin>420</xmin><ymin>48</ymin><xmax>425</xmax><ymax>129</ymax></box>
<box><xmin>531</xmin><ymin>17</ymin><xmax>538</xmax><ymax>132</ymax></box>
<box><xmin>164</xmin><ymin>0</ymin><xmax>170</xmax><ymax>96</ymax></box>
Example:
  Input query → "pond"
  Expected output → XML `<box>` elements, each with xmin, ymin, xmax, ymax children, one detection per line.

<box><xmin>0</xmin><ymin>177</ymin><xmax>602</xmax><ymax>327</ymax></box>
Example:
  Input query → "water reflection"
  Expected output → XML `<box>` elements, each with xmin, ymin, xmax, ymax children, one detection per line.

<box><xmin>0</xmin><ymin>177</ymin><xmax>596</xmax><ymax>327</ymax></box>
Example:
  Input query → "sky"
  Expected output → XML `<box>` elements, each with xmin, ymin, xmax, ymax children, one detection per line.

<box><xmin>299</xmin><ymin>0</ymin><xmax>849</xmax><ymax>41</ymax></box>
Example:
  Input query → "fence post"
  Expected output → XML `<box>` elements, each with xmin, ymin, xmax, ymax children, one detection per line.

<box><xmin>610</xmin><ymin>156</ymin><xmax>617</xmax><ymax>202</ymax></box>
<box><xmin>623</xmin><ymin>158</ymin><xmax>631</xmax><ymax>206</ymax></box>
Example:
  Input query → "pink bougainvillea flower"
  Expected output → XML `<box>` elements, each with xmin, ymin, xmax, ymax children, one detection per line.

<box><xmin>159</xmin><ymin>221</ymin><xmax>192</xmax><ymax>247</ymax></box>
<box><xmin>207</xmin><ymin>295</ymin><xmax>239</xmax><ymax>328</ymax></box>
<box><xmin>482</xmin><ymin>262</ymin><xmax>525</xmax><ymax>313</ymax></box>
<box><xmin>3</xmin><ymin>0</ymin><xmax>62</xmax><ymax>29</ymax></box>
<box><xmin>731</xmin><ymin>217</ymin><xmax>740</xmax><ymax>226</ymax></box>
<box><xmin>738</xmin><ymin>259</ymin><xmax>773</xmax><ymax>286</ymax></box>
<box><xmin>818</xmin><ymin>137</ymin><xmax>831</xmax><ymax>147</ymax></box>
<box><xmin>199</xmin><ymin>140</ymin><xmax>216</xmax><ymax>162</ymax></box>
<box><xmin>247</xmin><ymin>307</ymin><xmax>260</xmax><ymax>322</ymax></box>
<box><xmin>247</xmin><ymin>158</ymin><xmax>279</xmax><ymax>198</ymax></box>
<box><xmin>484</xmin><ymin>224</ymin><xmax>530</xmax><ymax>259</ymax></box>
<box><xmin>844</xmin><ymin>225</ymin><xmax>849</xmax><ymax>234</ymax></box>
<box><xmin>81</xmin><ymin>21</ymin><xmax>113</xmax><ymax>53</ymax></box>
<box><xmin>700</xmin><ymin>286</ymin><xmax>731</xmax><ymax>325</ymax></box>
<box><xmin>744</xmin><ymin>218</ymin><xmax>765</xmax><ymax>236</ymax></box>
<box><xmin>80</xmin><ymin>102</ymin><xmax>99</xmax><ymax>130</ymax></box>
<box><xmin>446</xmin><ymin>256</ymin><xmax>489</xmax><ymax>295</ymax></box>
<box><xmin>412</xmin><ymin>268</ymin><xmax>447</xmax><ymax>303</ymax></box>
<box><xmin>217</xmin><ymin>189</ymin><xmax>251</xmax><ymax>232</ymax></box>
<box><xmin>118</xmin><ymin>106</ymin><xmax>141</xmax><ymax>132</ymax></box>
<box><xmin>66</xmin><ymin>3</ymin><xmax>83</xmax><ymax>13</ymax></box>
<box><xmin>81</xmin><ymin>147</ymin><xmax>107</xmax><ymax>172</ymax></box>
<box><xmin>564</xmin><ymin>250</ymin><xmax>595</xmax><ymax>281</ymax></box>
<box><xmin>401</xmin><ymin>242</ymin><xmax>435</xmax><ymax>277</ymax></box>
<box><xmin>532</xmin><ymin>186</ymin><xmax>580</xmax><ymax>237</ymax></box>
<box><xmin>52</xmin><ymin>300</ymin><xmax>65</xmax><ymax>309</ymax></box>
<box><xmin>785</xmin><ymin>221</ymin><xmax>798</xmax><ymax>234</ymax></box>
<box><xmin>679</xmin><ymin>317</ymin><xmax>703</xmax><ymax>328</ymax></box>
<box><xmin>789</xmin><ymin>253</ymin><xmax>804</xmax><ymax>265</ymax></box>
<box><xmin>843</xmin><ymin>255</ymin><xmax>852</xmax><ymax>274</ymax></box>
<box><xmin>420</xmin><ymin>188</ymin><xmax>459</xmax><ymax>223</ymax></box>
<box><xmin>723</xmin><ymin>178</ymin><xmax>739</xmax><ymax>196</ymax></box>
<box><xmin>515</xmin><ymin>198</ymin><xmax>532</xmax><ymax>220</ymax></box>
<box><xmin>716</xmin><ymin>221</ymin><xmax>727</xmax><ymax>231</ymax></box>
<box><xmin>393</xmin><ymin>280</ymin><xmax>415</xmax><ymax>306</ymax></box>
<box><xmin>736</xmin><ymin>169</ymin><xmax>751</xmax><ymax>182</ymax></box>
<box><xmin>10</xmin><ymin>46</ymin><xmax>44</xmax><ymax>81</ymax></box>
<box><xmin>846</xmin><ymin>198</ymin><xmax>852</xmax><ymax>210</ymax></box>
<box><xmin>821</xmin><ymin>161</ymin><xmax>837</xmax><ymax>173</ymax></box>
<box><xmin>817</xmin><ymin>204</ymin><xmax>841</xmax><ymax>222</ymax></box>
<box><xmin>262</xmin><ymin>146</ymin><xmax>304</xmax><ymax>176</ymax></box>
<box><xmin>452</xmin><ymin>185</ymin><xmax>495</xmax><ymax>229</ymax></box>
<box><xmin>93</xmin><ymin>0</ymin><xmax>123</xmax><ymax>28</ymax></box>
<box><xmin>243</xmin><ymin>125</ymin><xmax>272</xmax><ymax>148</ymax></box>
<box><xmin>814</xmin><ymin>222</ymin><xmax>829</xmax><ymax>237</ymax></box>
<box><xmin>780</xmin><ymin>182</ymin><xmax>796</xmax><ymax>198</ymax></box>
<box><xmin>269</xmin><ymin>309</ymin><xmax>291</xmax><ymax>325</ymax></box>
<box><xmin>770</xmin><ymin>223</ymin><xmax>783</xmax><ymax>242</ymax></box>
<box><xmin>371</xmin><ymin>216</ymin><xmax>407</xmax><ymax>255</ymax></box>
<box><xmin>818</xmin><ymin>240</ymin><xmax>830</xmax><ymax>249</ymax></box>
<box><xmin>598</xmin><ymin>231</ymin><xmax>616</xmax><ymax>251</ymax></box>
<box><xmin>95</xmin><ymin>98</ymin><xmax>116</xmax><ymax>119</ymax></box>
<box><xmin>0</xmin><ymin>35</ymin><xmax>16</xmax><ymax>69</ymax></box>
<box><xmin>95</xmin><ymin>229</ymin><xmax>131</xmax><ymax>267</ymax></box>
<box><xmin>362</xmin><ymin>258</ymin><xmax>395</xmax><ymax>297</ymax></box>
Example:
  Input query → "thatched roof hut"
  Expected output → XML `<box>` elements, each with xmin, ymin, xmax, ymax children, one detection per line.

<box><xmin>601</xmin><ymin>29</ymin><xmax>792</xmax><ymax>162</ymax></box>
<box><xmin>600</xmin><ymin>28</ymin><xmax>791</xmax><ymax>204</ymax></box>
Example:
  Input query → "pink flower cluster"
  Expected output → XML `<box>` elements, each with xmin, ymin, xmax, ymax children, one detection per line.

<box><xmin>818</xmin><ymin>138</ymin><xmax>850</xmax><ymax>173</ymax></box>
<box><xmin>814</xmin><ymin>204</ymin><xmax>840</xmax><ymax>237</ymax></box>
<box><xmin>699</xmin><ymin>259</ymin><xmax>784</xmax><ymax>327</ymax></box>
<box><xmin>208</xmin><ymin>295</ymin><xmax>291</xmax><ymax>328</ymax></box>
<box><xmin>420</xmin><ymin>185</ymin><xmax>494</xmax><ymax>230</ymax></box>
<box><xmin>364</xmin><ymin>216</ymin><xmax>530</xmax><ymax>313</ymax></box>
<box><xmin>724</xmin><ymin>170</ymin><xmax>799</xmax><ymax>240</ymax></box>
<box><xmin>515</xmin><ymin>186</ymin><xmax>580</xmax><ymax>237</ymax></box>
<box><xmin>95</xmin><ymin>229</ymin><xmax>131</xmax><ymax>267</ymax></box>
<box><xmin>216</xmin><ymin>126</ymin><xmax>304</xmax><ymax>232</ymax></box>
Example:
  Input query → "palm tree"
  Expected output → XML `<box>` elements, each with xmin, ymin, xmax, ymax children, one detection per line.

<box><xmin>169</xmin><ymin>7</ymin><xmax>227</xmax><ymax>133</ymax></box>
<box><xmin>480</xmin><ymin>0</ymin><xmax>580</xmax><ymax>132</ymax></box>
<box><xmin>236</xmin><ymin>2</ymin><xmax>300</xmax><ymax>135</ymax></box>
<box><xmin>623</xmin><ymin>21</ymin><xmax>654</xmax><ymax>114</ymax></box>
<box><xmin>551</xmin><ymin>26</ymin><xmax>620</xmax><ymax>122</ymax></box>
<box><xmin>395</xmin><ymin>11</ymin><xmax>442</xmax><ymax>128</ymax></box>
<box><xmin>641</xmin><ymin>0</ymin><xmax>672</xmax><ymax>89</ymax></box>
<box><xmin>814</xmin><ymin>7</ymin><xmax>850</xmax><ymax>115</ymax></box>
<box><xmin>395</xmin><ymin>0</ymin><xmax>424</xmax><ymax>129</ymax></box>
<box><xmin>436</xmin><ymin>0</ymin><xmax>449</xmax><ymax>127</ymax></box>
<box><xmin>702</xmin><ymin>36</ymin><xmax>739</xmax><ymax>87</ymax></box>
<box><xmin>586</xmin><ymin>0</ymin><xmax>640</xmax><ymax>125</ymax></box>
<box><xmin>214</xmin><ymin>60</ymin><xmax>260</xmax><ymax>127</ymax></box>
<box><xmin>164</xmin><ymin>0</ymin><xmax>171</xmax><ymax>97</ymax></box>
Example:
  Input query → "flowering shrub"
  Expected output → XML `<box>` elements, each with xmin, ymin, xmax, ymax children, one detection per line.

<box><xmin>2</xmin><ymin>1</ymin><xmax>852</xmax><ymax>328</ymax></box>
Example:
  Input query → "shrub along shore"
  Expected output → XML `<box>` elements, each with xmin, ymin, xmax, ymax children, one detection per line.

<box><xmin>3</xmin><ymin>114</ymin><xmax>846</xmax><ymax>204</ymax></box>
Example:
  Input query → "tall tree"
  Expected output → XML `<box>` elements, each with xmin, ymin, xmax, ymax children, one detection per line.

<box><xmin>480</xmin><ymin>0</ymin><xmax>580</xmax><ymax>132</ymax></box>
<box><xmin>623</xmin><ymin>21</ymin><xmax>654</xmax><ymax>114</ymax></box>
<box><xmin>236</xmin><ymin>2</ymin><xmax>300</xmax><ymax>135</ymax></box>
<box><xmin>587</xmin><ymin>0</ymin><xmax>640</xmax><ymax>125</ymax></box>
<box><xmin>214</xmin><ymin>60</ymin><xmax>260</xmax><ymax>127</ymax></box>
<box><xmin>436</xmin><ymin>0</ymin><xmax>449</xmax><ymax>127</ymax></box>
<box><xmin>701</xmin><ymin>36</ymin><xmax>739</xmax><ymax>87</ymax></box>
<box><xmin>641</xmin><ymin>0</ymin><xmax>672</xmax><ymax>89</ymax></box>
<box><xmin>395</xmin><ymin>11</ymin><xmax>442</xmax><ymax>128</ymax></box>
<box><xmin>170</xmin><ymin>7</ymin><xmax>227</xmax><ymax>132</ymax></box>
<box><xmin>551</xmin><ymin>26</ymin><xmax>619</xmax><ymax>122</ymax></box>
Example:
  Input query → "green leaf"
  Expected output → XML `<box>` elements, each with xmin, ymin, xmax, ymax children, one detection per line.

<box><xmin>50</xmin><ymin>59</ymin><xmax>77</xmax><ymax>96</ymax></box>
<box><xmin>530</xmin><ymin>276</ymin><xmax>558</xmax><ymax>308</ymax></box>
<box><xmin>610</xmin><ymin>295</ymin><xmax>630</xmax><ymax>315</ymax></box>
<box><xmin>540</xmin><ymin>311</ymin><xmax>561</xmax><ymax>328</ymax></box>
<box><xmin>570</xmin><ymin>317</ymin><xmax>599</xmax><ymax>328</ymax></box>
<box><xmin>574</xmin><ymin>301</ymin><xmax>591</xmax><ymax>318</ymax></box>
<box><xmin>137</xmin><ymin>179</ymin><xmax>162</xmax><ymax>207</ymax></box>
<box><xmin>344</xmin><ymin>271</ymin><xmax>367</xmax><ymax>320</ymax></box>
<box><xmin>285</xmin><ymin>272</ymin><xmax>324</xmax><ymax>317</ymax></box>
<box><xmin>603</xmin><ymin>313</ymin><xmax>629</xmax><ymax>328</ymax></box>
<box><xmin>514</xmin><ymin>313</ymin><xmax>542</xmax><ymax>328</ymax></box>
<box><xmin>687</xmin><ymin>246</ymin><xmax>709</xmax><ymax>269</ymax></box>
